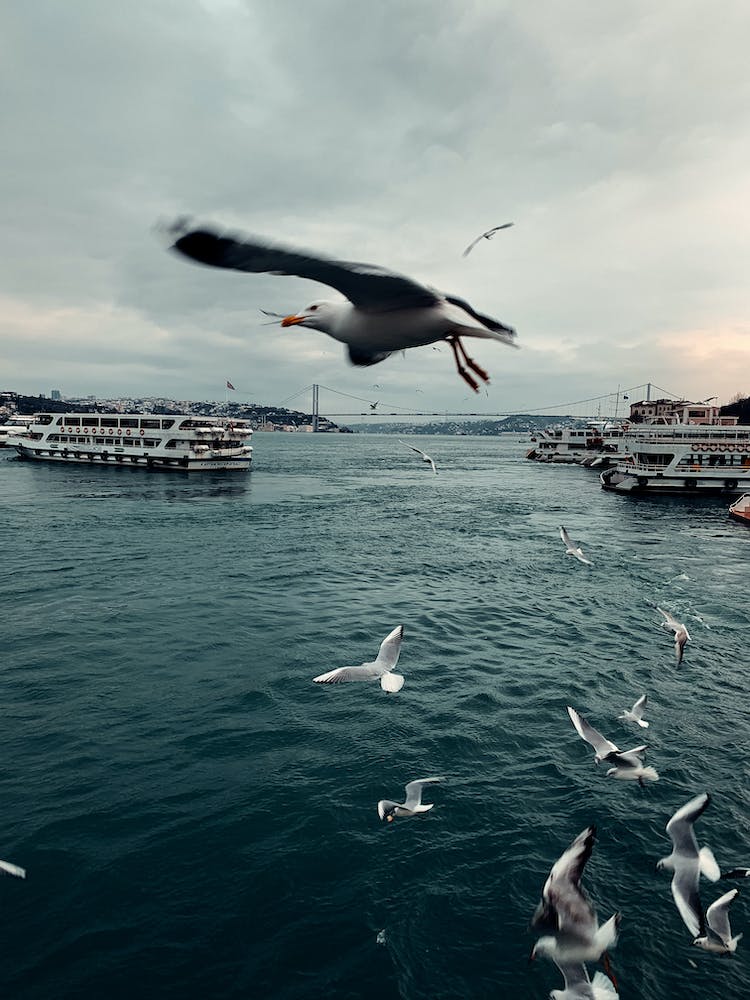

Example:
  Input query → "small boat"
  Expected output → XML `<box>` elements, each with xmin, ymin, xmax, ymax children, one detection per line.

<box><xmin>729</xmin><ymin>494</ymin><xmax>750</xmax><ymax>524</ymax></box>
<box><xmin>0</xmin><ymin>414</ymin><xmax>33</xmax><ymax>447</ymax></box>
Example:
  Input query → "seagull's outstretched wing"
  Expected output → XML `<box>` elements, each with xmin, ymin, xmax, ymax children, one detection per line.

<box><xmin>374</xmin><ymin>625</ymin><xmax>403</xmax><ymax>670</ymax></box>
<box><xmin>657</xmin><ymin>606</ymin><xmax>682</xmax><ymax>631</ymax></box>
<box><xmin>0</xmin><ymin>860</ymin><xmax>25</xmax><ymax>879</ymax></box>
<box><xmin>567</xmin><ymin>706</ymin><xmax>620</xmax><ymax>760</ymax></box>
<box><xmin>313</xmin><ymin>663</ymin><xmax>383</xmax><ymax>684</ymax></box>
<box><xmin>560</xmin><ymin>525</ymin><xmax>576</xmax><ymax>548</ymax></box>
<box><xmin>168</xmin><ymin>221</ymin><xmax>440</xmax><ymax>312</ymax></box>
<box><xmin>706</xmin><ymin>889</ymin><xmax>739</xmax><ymax>946</ymax></box>
<box><xmin>399</xmin><ymin>440</ymin><xmax>428</xmax><ymax>459</ymax></box>
<box><xmin>666</xmin><ymin>792</ymin><xmax>711</xmax><ymax>854</ymax></box>
<box><xmin>403</xmin><ymin>777</ymin><xmax>444</xmax><ymax>810</ymax></box>
<box><xmin>461</xmin><ymin>222</ymin><xmax>514</xmax><ymax>258</ymax></box>
<box><xmin>533</xmin><ymin>826</ymin><xmax>597</xmax><ymax>937</ymax></box>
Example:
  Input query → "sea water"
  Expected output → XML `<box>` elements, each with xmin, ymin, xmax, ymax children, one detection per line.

<box><xmin>1</xmin><ymin>434</ymin><xmax>748</xmax><ymax>999</ymax></box>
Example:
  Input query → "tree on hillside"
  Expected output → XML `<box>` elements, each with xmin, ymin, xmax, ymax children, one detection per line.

<box><xmin>720</xmin><ymin>394</ymin><xmax>750</xmax><ymax>425</ymax></box>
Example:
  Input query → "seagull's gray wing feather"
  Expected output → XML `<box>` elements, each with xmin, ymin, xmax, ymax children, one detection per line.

<box><xmin>374</xmin><ymin>625</ymin><xmax>403</xmax><ymax>670</ymax></box>
<box><xmin>672</xmin><ymin>865</ymin><xmax>705</xmax><ymax>937</ymax></box>
<box><xmin>567</xmin><ymin>707</ymin><xmax>620</xmax><ymax>758</ymax></box>
<box><xmin>403</xmin><ymin>777</ymin><xmax>444</xmax><ymax>810</ymax></box>
<box><xmin>631</xmin><ymin>694</ymin><xmax>648</xmax><ymax>716</ymax></box>
<box><xmin>666</xmin><ymin>793</ymin><xmax>711</xmax><ymax>854</ymax></box>
<box><xmin>313</xmin><ymin>663</ymin><xmax>383</xmax><ymax>683</ymax></box>
<box><xmin>553</xmin><ymin>961</ymin><xmax>592</xmax><ymax>995</ymax></box>
<box><xmin>560</xmin><ymin>525</ymin><xmax>575</xmax><ymax>548</ymax></box>
<box><xmin>706</xmin><ymin>889</ymin><xmax>738</xmax><ymax>944</ymax></box>
<box><xmin>169</xmin><ymin>223</ymin><xmax>440</xmax><ymax>311</ymax></box>
<box><xmin>534</xmin><ymin>826</ymin><xmax>597</xmax><ymax>937</ymax></box>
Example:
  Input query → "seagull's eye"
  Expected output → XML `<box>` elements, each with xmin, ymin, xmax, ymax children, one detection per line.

<box><xmin>309</xmin><ymin>304</ymin><xmax>318</xmax><ymax>312</ymax></box>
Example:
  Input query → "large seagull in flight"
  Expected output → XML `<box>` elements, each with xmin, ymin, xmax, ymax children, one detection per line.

<box><xmin>166</xmin><ymin>220</ymin><xmax>518</xmax><ymax>392</ymax></box>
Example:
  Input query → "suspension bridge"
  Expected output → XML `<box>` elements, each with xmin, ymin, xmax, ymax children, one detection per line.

<box><xmin>269</xmin><ymin>381</ymin><xmax>683</xmax><ymax>429</ymax></box>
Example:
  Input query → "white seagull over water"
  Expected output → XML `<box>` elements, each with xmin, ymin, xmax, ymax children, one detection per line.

<box><xmin>694</xmin><ymin>888</ymin><xmax>742</xmax><ymax>954</ymax></box>
<box><xmin>313</xmin><ymin>625</ymin><xmax>405</xmax><ymax>692</ymax></box>
<box><xmin>462</xmin><ymin>222</ymin><xmax>514</xmax><ymax>258</ymax></box>
<box><xmin>399</xmin><ymin>440</ymin><xmax>437</xmax><ymax>474</ymax></box>
<box><xmin>377</xmin><ymin>777</ymin><xmax>444</xmax><ymax>822</ymax></box>
<box><xmin>167</xmin><ymin>220</ymin><xmax>518</xmax><ymax>393</ymax></box>
<box><xmin>531</xmin><ymin>825</ymin><xmax>621</xmax><ymax>975</ymax></box>
<box><xmin>618</xmin><ymin>695</ymin><xmax>650</xmax><ymax>729</ymax></box>
<box><xmin>0</xmin><ymin>859</ymin><xmax>25</xmax><ymax>879</ymax></box>
<box><xmin>560</xmin><ymin>527</ymin><xmax>592</xmax><ymax>565</ymax></box>
<box><xmin>656</xmin><ymin>606</ymin><xmax>691</xmax><ymax>663</ymax></box>
<box><xmin>550</xmin><ymin>961</ymin><xmax>619</xmax><ymax>1000</ymax></box>
<box><xmin>657</xmin><ymin>793</ymin><xmax>720</xmax><ymax>938</ymax></box>
<box><xmin>566</xmin><ymin>707</ymin><xmax>658</xmax><ymax>784</ymax></box>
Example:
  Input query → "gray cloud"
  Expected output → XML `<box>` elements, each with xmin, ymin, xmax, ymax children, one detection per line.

<box><xmin>2</xmin><ymin>0</ymin><xmax>749</xmax><ymax>412</ymax></box>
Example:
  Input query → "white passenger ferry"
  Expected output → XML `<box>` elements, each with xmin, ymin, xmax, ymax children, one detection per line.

<box><xmin>600</xmin><ymin>424</ymin><xmax>750</xmax><ymax>494</ymax></box>
<box><xmin>12</xmin><ymin>413</ymin><xmax>253</xmax><ymax>471</ymax></box>
<box><xmin>526</xmin><ymin>421</ymin><xmax>628</xmax><ymax>466</ymax></box>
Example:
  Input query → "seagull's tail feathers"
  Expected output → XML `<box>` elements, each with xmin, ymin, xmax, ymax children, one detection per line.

<box><xmin>728</xmin><ymin>932</ymin><xmax>743</xmax><ymax>952</ymax></box>
<box><xmin>638</xmin><ymin>719</ymin><xmax>649</xmax><ymax>728</ymax></box>
<box><xmin>380</xmin><ymin>672</ymin><xmax>404</xmax><ymax>693</ymax></box>
<box><xmin>699</xmin><ymin>846</ymin><xmax>721</xmax><ymax>882</ymax></box>
<box><xmin>639</xmin><ymin>766</ymin><xmax>659</xmax><ymax>782</ymax></box>
<box><xmin>591</xmin><ymin>971</ymin><xmax>620</xmax><ymax>1000</ymax></box>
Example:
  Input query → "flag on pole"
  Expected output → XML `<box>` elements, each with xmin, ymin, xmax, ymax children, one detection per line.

<box><xmin>226</xmin><ymin>380</ymin><xmax>236</xmax><ymax>391</ymax></box>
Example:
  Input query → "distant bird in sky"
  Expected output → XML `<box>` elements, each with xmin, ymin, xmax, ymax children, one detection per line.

<box><xmin>370</xmin><ymin>400</ymin><xmax>379</xmax><ymax>411</ymax></box>
<box><xmin>656</xmin><ymin>606</ymin><xmax>690</xmax><ymax>663</ymax></box>
<box><xmin>167</xmin><ymin>220</ymin><xmax>518</xmax><ymax>393</ymax></box>
<box><xmin>462</xmin><ymin>222</ymin><xmax>514</xmax><ymax>258</ymax></box>
<box><xmin>560</xmin><ymin>526</ymin><xmax>592</xmax><ymax>565</ymax></box>
<box><xmin>694</xmin><ymin>889</ymin><xmax>742</xmax><ymax>954</ymax></box>
<box><xmin>531</xmin><ymin>825</ymin><xmax>621</xmax><ymax>973</ymax></box>
<box><xmin>313</xmin><ymin>625</ymin><xmax>405</xmax><ymax>692</ymax></box>
<box><xmin>0</xmin><ymin>859</ymin><xmax>25</xmax><ymax>879</ymax></box>
<box><xmin>657</xmin><ymin>793</ymin><xmax>720</xmax><ymax>938</ymax></box>
<box><xmin>377</xmin><ymin>777</ymin><xmax>444</xmax><ymax>822</ymax></box>
<box><xmin>618</xmin><ymin>695</ymin><xmax>650</xmax><ymax>729</ymax></box>
<box><xmin>399</xmin><ymin>440</ymin><xmax>437</xmax><ymax>474</ymax></box>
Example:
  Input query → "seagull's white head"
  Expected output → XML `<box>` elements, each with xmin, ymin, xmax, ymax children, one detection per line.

<box><xmin>281</xmin><ymin>300</ymin><xmax>340</xmax><ymax>333</ymax></box>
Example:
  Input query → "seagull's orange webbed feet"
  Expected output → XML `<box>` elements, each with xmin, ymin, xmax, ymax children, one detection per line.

<box><xmin>446</xmin><ymin>335</ymin><xmax>490</xmax><ymax>393</ymax></box>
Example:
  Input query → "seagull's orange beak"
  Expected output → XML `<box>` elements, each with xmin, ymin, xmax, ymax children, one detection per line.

<box><xmin>281</xmin><ymin>314</ymin><xmax>305</xmax><ymax>327</ymax></box>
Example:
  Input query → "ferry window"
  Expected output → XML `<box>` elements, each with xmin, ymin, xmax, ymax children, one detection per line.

<box><xmin>143</xmin><ymin>439</ymin><xmax>157</xmax><ymax>447</ymax></box>
<box><xmin>37</xmin><ymin>414</ymin><xmax>53</xmax><ymax>425</ymax></box>
<box><xmin>56</xmin><ymin>416</ymin><xmax>66</xmax><ymax>424</ymax></box>
<box><xmin>95</xmin><ymin>437</ymin><xmax>105</xmax><ymax>444</ymax></box>
<box><xmin>120</xmin><ymin>418</ymin><xmax>139</xmax><ymax>428</ymax></box>
<box><xmin>87</xmin><ymin>417</ymin><xmax>99</xmax><ymax>426</ymax></box>
<box><xmin>100</xmin><ymin>418</ymin><xmax>118</xmax><ymax>427</ymax></box>
<box><xmin>67</xmin><ymin>416</ymin><xmax>81</xmax><ymax>424</ymax></box>
<box><xmin>123</xmin><ymin>438</ymin><xmax>133</xmax><ymax>447</ymax></box>
<box><xmin>140</xmin><ymin>419</ymin><xmax>160</xmax><ymax>429</ymax></box>
<box><xmin>161</xmin><ymin>420</ymin><xmax>175</xmax><ymax>429</ymax></box>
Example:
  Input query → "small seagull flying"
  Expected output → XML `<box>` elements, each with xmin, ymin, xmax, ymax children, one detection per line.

<box><xmin>618</xmin><ymin>695</ymin><xmax>650</xmax><ymax>729</ymax></box>
<box><xmin>531</xmin><ymin>825</ymin><xmax>621</xmax><ymax>976</ymax></box>
<box><xmin>313</xmin><ymin>625</ymin><xmax>405</xmax><ymax>692</ymax></box>
<box><xmin>560</xmin><ymin>526</ymin><xmax>592</xmax><ymax>565</ymax></box>
<box><xmin>462</xmin><ymin>222</ymin><xmax>514</xmax><ymax>258</ymax></box>
<box><xmin>399</xmin><ymin>440</ymin><xmax>437</xmax><ymax>474</ymax></box>
<box><xmin>566</xmin><ymin>707</ymin><xmax>657</xmax><ymax>784</ymax></box>
<box><xmin>657</xmin><ymin>792</ymin><xmax>721</xmax><ymax>938</ymax></box>
<box><xmin>656</xmin><ymin>606</ymin><xmax>690</xmax><ymax>663</ymax></box>
<box><xmin>369</xmin><ymin>400</ymin><xmax>378</xmax><ymax>411</ymax></box>
<box><xmin>693</xmin><ymin>888</ymin><xmax>742</xmax><ymax>954</ymax></box>
<box><xmin>377</xmin><ymin>777</ymin><xmax>444</xmax><ymax>822</ymax></box>
<box><xmin>167</xmin><ymin>220</ymin><xmax>518</xmax><ymax>393</ymax></box>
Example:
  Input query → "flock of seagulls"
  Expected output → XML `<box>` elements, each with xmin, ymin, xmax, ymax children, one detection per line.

<box><xmin>523</xmin><ymin>525</ymin><xmax>746</xmax><ymax>996</ymax></box>
<box><xmin>167</xmin><ymin>220</ymin><xmax>518</xmax><ymax>393</ymax></box>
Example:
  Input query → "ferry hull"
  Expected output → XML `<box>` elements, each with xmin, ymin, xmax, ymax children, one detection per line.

<box><xmin>600</xmin><ymin>468</ymin><xmax>749</xmax><ymax>494</ymax></box>
<box><xmin>15</xmin><ymin>445</ymin><xmax>251</xmax><ymax>472</ymax></box>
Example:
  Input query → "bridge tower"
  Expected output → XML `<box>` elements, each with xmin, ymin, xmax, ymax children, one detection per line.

<box><xmin>312</xmin><ymin>384</ymin><xmax>319</xmax><ymax>432</ymax></box>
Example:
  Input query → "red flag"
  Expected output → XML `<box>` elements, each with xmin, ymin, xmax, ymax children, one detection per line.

<box><xmin>226</xmin><ymin>380</ymin><xmax>236</xmax><ymax>391</ymax></box>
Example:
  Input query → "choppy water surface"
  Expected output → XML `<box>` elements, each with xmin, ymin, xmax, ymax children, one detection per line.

<box><xmin>1</xmin><ymin>434</ymin><xmax>749</xmax><ymax>999</ymax></box>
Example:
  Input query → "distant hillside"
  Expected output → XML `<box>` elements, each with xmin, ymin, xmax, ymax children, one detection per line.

<box><xmin>354</xmin><ymin>414</ymin><xmax>579</xmax><ymax>435</ymax></box>
<box><xmin>720</xmin><ymin>397</ymin><xmax>750</xmax><ymax>424</ymax></box>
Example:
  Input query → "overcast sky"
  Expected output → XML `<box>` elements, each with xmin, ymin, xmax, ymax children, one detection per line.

<box><xmin>3</xmin><ymin>0</ymin><xmax>749</xmax><ymax>420</ymax></box>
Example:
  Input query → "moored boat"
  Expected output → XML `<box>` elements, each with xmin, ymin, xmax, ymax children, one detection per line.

<box><xmin>0</xmin><ymin>415</ymin><xmax>33</xmax><ymax>448</ymax></box>
<box><xmin>729</xmin><ymin>494</ymin><xmax>750</xmax><ymax>523</ymax></box>
<box><xmin>12</xmin><ymin>412</ymin><xmax>252</xmax><ymax>471</ymax></box>
<box><xmin>600</xmin><ymin>423</ymin><xmax>750</xmax><ymax>494</ymax></box>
